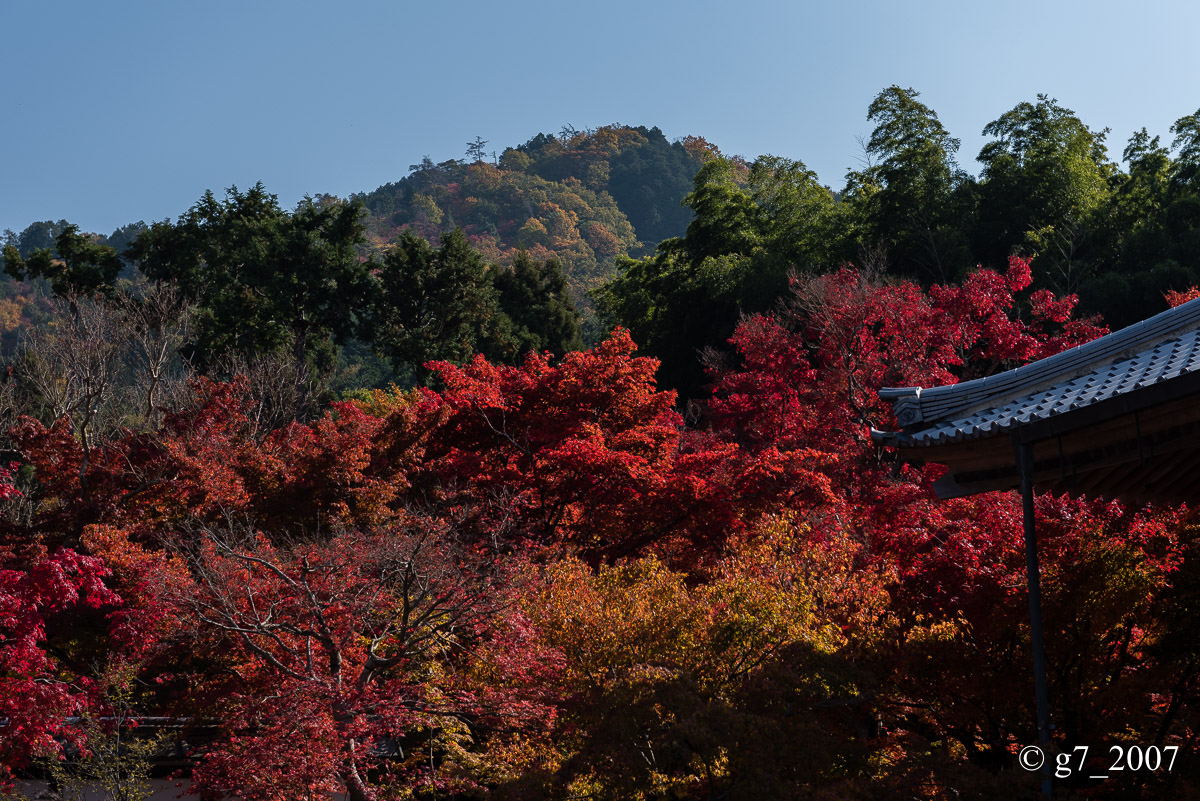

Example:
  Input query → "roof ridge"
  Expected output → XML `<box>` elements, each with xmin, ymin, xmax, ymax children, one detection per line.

<box><xmin>880</xmin><ymin>296</ymin><xmax>1200</xmax><ymax>428</ymax></box>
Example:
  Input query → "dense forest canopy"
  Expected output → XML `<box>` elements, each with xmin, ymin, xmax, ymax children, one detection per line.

<box><xmin>2</xmin><ymin>89</ymin><xmax>1200</xmax><ymax>799</ymax></box>
<box><xmin>7</xmin><ymin>93</ymin><xmax>1200</xmax><ymax>391</ymax></box>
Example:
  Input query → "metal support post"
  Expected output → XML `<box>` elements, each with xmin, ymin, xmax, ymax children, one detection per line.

<box><xmin>1017</xmin><ymin>438</ymin><xmax>1053</xmax><ymax>797</ymax></box>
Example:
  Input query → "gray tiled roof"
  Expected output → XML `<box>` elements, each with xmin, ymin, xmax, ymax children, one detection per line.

<box><xmin>873</xmin><ymin>297</ymin><xmax>1200</xmax><ymax>448</ymax></box>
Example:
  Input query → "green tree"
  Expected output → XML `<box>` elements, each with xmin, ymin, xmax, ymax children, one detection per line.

<box><xmin>747</xmin><ymin>154</ymin><xmax>845</xmax><ymax>277</ymax></box>
<box><xmin>1169</xmin><ymin>107</ymin><xmax>1200</xmax><ymax>195</ymax></box>
<box><xmin>846</xmin><ymin>85</ymin><xmax>974</xmax><ymax>282</ymax></box>
<box><xmin>1110</xmin><ymin>129</ymin><xmax>1172</xmax><ymax>268</ymax></box>
<box><xmin>1165</xmin><ymin>109</ymin><xmax>1200</xmax><ymax>266</ymax></box>
<box><xmin>1077</xmin><ymin>117</ymin><xmax>1200</xmax><ymax>327</ymax></box>
<box><xmin>102</xmin><ymin>220</ymin><xmax>149</xmax><ymax>256</ymax></box>
<box><xmin>371</xmin><ymin>229</ymin><xmax>511</xmax><ymax>380</ymax></box>
<box><xmin>676</xmin><ymin>157</ymin><xmax>761</xmax><ymax>262</ymax></box>
<box><xmin>597</xmin><ymin>155</ymin><xmax>842</xmax><ymax>398</ymax></box>
<box><xmin>596</xmin><ymin>160</ymin><xmax>756</xmax><ymax>398</ymax></box>
<box><xmin>3</xmin><ymin>223</ymin><xmax>123</xmax><ymax>298</ymax></box>
<box><xmin>605</xmin><ymin>125</ymin><xmax>706</xmax><ymax>245</ymax></box>
<box><xmin>6</xmin><ymin>219</ymin><xmax>72</xmax><ymax>256</ymax></box>
<box><xmin>466</xmin><ymin>136</ymin><xmax>489</xmax><ymax>163</ymax></box>
<box><xmin>129</xmin><ymin>184</ymin><xmax>372</xmax><ymax>381</ymax></box>
<box><xmin>976</xmin><ymin>95</ymin><xmax>1116</xmax><ymax>293</ymax></box>
<box><xmin>494</xmin><ymin>251</ymin><xmax>583</xmax><ymax>358</ymax></box>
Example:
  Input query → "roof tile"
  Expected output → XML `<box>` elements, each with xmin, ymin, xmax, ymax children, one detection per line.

<box><xmin>874</xmin><ymin>301</ymin><xmax>1200</xmax><ymax>448</ymax></box>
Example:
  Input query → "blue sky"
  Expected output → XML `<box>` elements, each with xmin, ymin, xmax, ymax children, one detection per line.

<box><xmin>3</xmin><ymin>0</ymin><xmax>1198</xmax><ymax>236</ymax></box>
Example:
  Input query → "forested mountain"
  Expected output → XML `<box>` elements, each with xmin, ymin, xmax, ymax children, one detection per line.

<box><xmin>2</xmin><ymin>125</ymin><xmax>710</xmax><ymax>354</ymax></box>
<box><xmin>354</xmin><ymin>125</ymin><xmax>711</xmax><ymax>317</ymax></box>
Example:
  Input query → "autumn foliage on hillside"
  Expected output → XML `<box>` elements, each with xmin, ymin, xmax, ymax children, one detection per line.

<box><xmin>356</xmin><ymin>125</ymin><xmax>708</xmax><ymax>312</ymax></box>
<box><xmin>2</xmin><ymin>257</ymin><xmax>1199</xmax><ymax>799</ymax></box>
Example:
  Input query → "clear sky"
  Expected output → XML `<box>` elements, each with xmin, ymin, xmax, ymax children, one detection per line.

<box><xmin>3</xmin><ymin>0</ymin><xmax>1198</xmax><ymax>236</ymax></box>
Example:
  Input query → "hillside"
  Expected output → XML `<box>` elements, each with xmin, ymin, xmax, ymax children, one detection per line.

<box><xmin>2</xmin><ymin>124</ymin><xmax>712</xmax><ymax>355</ymax></box>
<box><xmin>354</xmin><ymin>125</ymin><xmax>711</xmax><ymax>309</ymax></box>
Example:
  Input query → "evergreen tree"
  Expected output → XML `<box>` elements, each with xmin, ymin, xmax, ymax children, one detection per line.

<box><xmin>3</xmin><ymin>223</ymin><xmax>123</xmax><ymax>298</ymax></box>
<box><xmin>976</xmin><ymin>95</ymin><xmax>1115</xmax><ymax>293</ymax></box>
<box><xmin>846</xmin><ymin>86</ymin><xmax>974</xmax><ymax>282</ymax></box>
<box><xmin>494</xmin><ymin>251</ymin><xmax>582</xmax><ymax>358</ymax></box>
<box><xmin>129</xmin><ymin>184</ymin><xmax>372</xmax><ymax>376</ymax></box>
<box><xmin>597</xmin><ymin>155</ymin><xmax>842</xmax><ymax>399</ymax></box>
<box><xmin>372</xmin><ymin>229</ymin><xmax>511</xmax><ymax>381</ymax></box>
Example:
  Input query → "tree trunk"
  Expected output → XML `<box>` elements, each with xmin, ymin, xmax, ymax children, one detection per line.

<box><xmin>339</xmin><ymin>749</ymin><xmax>375</xmax><ymax>801</ymax></box>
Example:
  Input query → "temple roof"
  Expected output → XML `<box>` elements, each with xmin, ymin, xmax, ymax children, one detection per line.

<box><xmin>872</xmin><ymin>296</ymin><xmax>1200</xmax><ymax>503</ymax></box>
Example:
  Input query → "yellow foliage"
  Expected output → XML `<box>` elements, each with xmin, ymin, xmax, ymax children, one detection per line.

<box><xmin>517</xmin><ymin>217</ymin><xmax>550</xmax><ymax>248</ymax></box>
<box><xmin>349</xmin><ymin>383</ymin><xmax>422</xmax><ymax>418</ymax></box>
<box><xmin>466</xmin><ymin>161</ymin><xmax>503</xmax><ymax>191</ymax></box>
<box><xmin>0</xmin><ymin>297</ymin><xmax>22</xmax><ymax>333</ymax></box>
<box><xmin>498</xmin><ymin>514</ymin><xmax>901</xmax><ymax>798</ymax></box>
<box><xmin>412</xmin><ymin>193</ymin><xmax>444</xmax><ymax>226</ymax></box>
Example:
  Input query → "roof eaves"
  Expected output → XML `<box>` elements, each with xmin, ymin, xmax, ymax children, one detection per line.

<box><xmin>879</xmin><ymin>296</ymin><xmax>1200</xmax><ymax>428</ymax></box>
